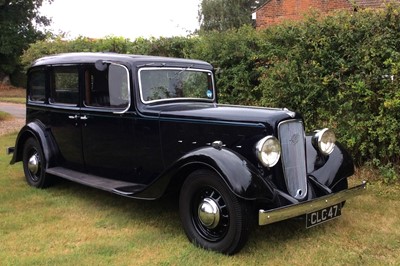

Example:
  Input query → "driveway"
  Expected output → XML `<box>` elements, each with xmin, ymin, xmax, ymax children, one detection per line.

<box><xmin>0</xmin><ymin>102</ymin><xmax>25</xmax><ymax>119</ymax></box>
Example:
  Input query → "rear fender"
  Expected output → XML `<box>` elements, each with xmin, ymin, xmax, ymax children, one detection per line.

<box><xmin>10</xmin><ymin>121</ymin><xmax>59</xmax><ymax>169</ymax></box>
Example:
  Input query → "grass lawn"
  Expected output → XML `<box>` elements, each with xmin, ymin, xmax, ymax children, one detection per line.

<box><xmin>0</xmin><ymin>110</ymin><xmax>12</xmax><ymax>121</ymax></box>
<box><xmin>0</xmin><ymin>97</ymin><xmax>25</xmax><ymax>104</ymax></box>
<box><xmin>1</xmin><ymin>132</ymin><xmax>399</xmax><ymax>265</ymax></box>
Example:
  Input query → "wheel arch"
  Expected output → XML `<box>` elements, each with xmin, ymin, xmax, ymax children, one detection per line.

<box><xmin>11</xmin><ymin>121</ymin><xmax>58</xmax><ymax>169</ymax></box>
<box><xmin>306</xmin><ymin>136</ymin><xmax>355</xmax><ymax>189</ymax></box>
<box><xmin>136</xmin><ymin>147</ymin><xmax>275</xmax><ymax>201</ymax></box>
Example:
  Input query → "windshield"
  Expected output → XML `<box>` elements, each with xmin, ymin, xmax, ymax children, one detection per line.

<box><xmin>139</xmin><ymin>68</ymin><xmax>215</xmax><ymax>103</ymax></box>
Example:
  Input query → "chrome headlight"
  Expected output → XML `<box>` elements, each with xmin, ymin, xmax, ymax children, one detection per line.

<box><xmin>312</xmin><ymin>128</ymin><xmax>336</xmax><ymax>155</ymax></box>
<box><xmin>255</xmin><ymin>136</ymin><xmax>281</xmax><ymax>167</ymax></box>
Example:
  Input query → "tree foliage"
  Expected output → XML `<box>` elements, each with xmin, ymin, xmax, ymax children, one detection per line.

<box><xmin>0</xmin><ymin>0</ymin><xmax>52</xmax><ymax>83</ymax></box>
<box><xmin>198</xmin><ymin>0</ymin><xmax>267</xmax><ymax>32</ymax></box>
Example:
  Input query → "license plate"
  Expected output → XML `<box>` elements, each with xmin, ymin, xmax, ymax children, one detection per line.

<box><xmin>306</xmin><ymin>203</ymin><xmax>342</xmax><ymax>228</ymax></box>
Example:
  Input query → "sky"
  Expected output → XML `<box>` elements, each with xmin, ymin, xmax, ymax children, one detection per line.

<box><xmin>39</xmin><ymin>0</ymin><xmax>202</xmax><ymax>40</ymax></box>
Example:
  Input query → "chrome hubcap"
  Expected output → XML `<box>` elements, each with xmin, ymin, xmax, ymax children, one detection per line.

<box><xmin>198</xmin><ymin>198</ymin><xmax>220</xmax><ymax>229</ymax></box>
<box><xmin>28</xmin><ymin>153</ymin><xmax>39</xmax><ymax>175</ymax></box>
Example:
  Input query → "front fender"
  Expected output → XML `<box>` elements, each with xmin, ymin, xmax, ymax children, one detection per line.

<box><xmin>136</xmin><ymin>146</ymin><xmax>275</xmax><ymax>200</ymax></box>
<box><xmin>10</xmin><ymin>121</ymin><xmax>58</xmax><ymax>169</ymax></box>
<box><xmin>306</xmin><ymin>136</ymin><xmax>354</xmax><ymax>189</ymax></box>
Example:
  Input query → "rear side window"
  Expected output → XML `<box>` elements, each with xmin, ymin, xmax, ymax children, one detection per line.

<box><xmin>28</xmin><ymin>70</ymin><xmax>46</xmax><ymax>102</ymax></box>
<box><xmin>50</xmin><ymin>67</ymin><xmax>79</xmax><ymax>105</ymax></box>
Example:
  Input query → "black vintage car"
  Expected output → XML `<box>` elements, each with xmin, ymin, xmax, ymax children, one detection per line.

<box><xmin>8</xmin><ymin>53</ymin><xmax>366</xmax><ymax>254</ymax></box>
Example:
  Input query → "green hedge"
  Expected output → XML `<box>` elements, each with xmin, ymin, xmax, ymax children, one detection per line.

<box><xmin>21</xmin><ymin>4</ymin><xmax>400</xmax><ymax>181</ymax></box>
<box><xmin>257</xmin><ymin>4</ymin><xmax>400</xmax><ymax>181</ymax></box>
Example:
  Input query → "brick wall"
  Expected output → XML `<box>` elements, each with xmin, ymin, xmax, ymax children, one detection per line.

<box><xmin>255</xmin><ymin>0</ymin><xmax>389</xmax><ymax>28</ymax></box>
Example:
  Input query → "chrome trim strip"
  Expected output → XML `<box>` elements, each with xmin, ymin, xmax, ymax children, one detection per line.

<box><xmin>259</xmin><ymin>181</ymin><xmax>367</xmax><ymax>226</ymax></box>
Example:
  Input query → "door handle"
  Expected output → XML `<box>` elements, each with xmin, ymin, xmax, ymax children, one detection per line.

<box><xmin>80</xmin><ymin>115</ymin><xmax>88</xmax><ymax>120</ymax></box>
<box><xmin>68</xmin><ymin>115</ymin><xmax>78</xmax><ymax>120</ymax></box>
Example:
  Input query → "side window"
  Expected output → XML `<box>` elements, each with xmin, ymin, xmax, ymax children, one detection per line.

<box><xmin>84</xmin><ymin>63</ymin><xmax>130</xmax><ymax>110</ymax></box>
<box><xmin>108</xmin><ymin>64</ymin><xmax>129</xmax><ymax>108</ymax></box>
<box><xmin>28</xmin><ymin>70</ymin><xmax>46</xmax><ymax>102</ymax></box>
<box><xmin>50</xmin><ymin>67</ymin><xmax>79</xmax><ymax>105</ymax></box>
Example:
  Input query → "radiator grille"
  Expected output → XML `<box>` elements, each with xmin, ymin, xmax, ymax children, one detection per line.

<box><xmin>278</xmin><ymin>120</ymin><xmax>308</xmax><ymax>200</ymax></box>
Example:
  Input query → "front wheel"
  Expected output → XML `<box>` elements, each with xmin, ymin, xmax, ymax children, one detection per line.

<box><xmin>179</xmin><ymin>169</ymin><xmax>252</xmax><ymax>255</ymax></box>
<box><xmin>22</xmin><ymin>137</ymin><xmax>50</xmax><ymax>188</ymax></box>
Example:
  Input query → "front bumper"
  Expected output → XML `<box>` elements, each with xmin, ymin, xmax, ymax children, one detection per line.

<box><xmin>259</xmin><ymin>181</ymin><xmax>367</xmax><ymax>225</ymax></box>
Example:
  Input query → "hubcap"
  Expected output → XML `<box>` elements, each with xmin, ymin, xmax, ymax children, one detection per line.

<box><xmin>28</xmin><ymin>153</ymin><xmax>39</xmax><ymax>175</ymax></box>
<box><xmin>198</xmin><ymin>197</ymin><xmax>220</xmax><ymax>229</ymax></box>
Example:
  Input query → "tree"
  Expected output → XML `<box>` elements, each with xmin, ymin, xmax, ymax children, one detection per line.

<box><xmin>0</xmin><ymin>0</ymin><xmax>52</xmax><ymax>84</ymax></box>
<box><xmin>198</xmin><ymin>0</ymin><xmax>268</xmax><ymax>32</ymax></box>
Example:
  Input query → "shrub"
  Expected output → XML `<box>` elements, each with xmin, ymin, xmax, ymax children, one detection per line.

<box><xmin>257</xmin><ymin>5</ymin><xmax>400</xmax><ymax>179</ymax></box>
<box><xmin>191</xmin><ymin>25</ymin><xmax>266</xmax><ymax>104</ymax></box>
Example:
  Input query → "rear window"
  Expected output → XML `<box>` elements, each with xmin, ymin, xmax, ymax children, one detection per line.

<box><xmin>28</xmin><ymin>70</ymin><xmax>46</xmax><ymax>102</ymax></box>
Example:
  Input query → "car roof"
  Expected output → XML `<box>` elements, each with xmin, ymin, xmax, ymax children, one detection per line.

<box><xmin>31</xmin><ymin>52</ymin><xmax>214</xmax><ymax>70</ymax></box>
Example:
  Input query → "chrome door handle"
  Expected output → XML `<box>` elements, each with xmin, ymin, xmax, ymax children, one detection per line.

<box><xmin>68</xmin><ymin>115</ymin><xmax>78</xmax><ymax>120</ymax></box>
<box><xmin>80</xmin><ymin>115</ymin><xmax>88</xmax><ymax>120</ymax></box>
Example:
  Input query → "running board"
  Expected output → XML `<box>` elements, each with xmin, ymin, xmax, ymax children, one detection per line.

<box><xmin>46</xmin><ymin>167</ymin><xmax>146</xmax><ymax>196</ymax></box>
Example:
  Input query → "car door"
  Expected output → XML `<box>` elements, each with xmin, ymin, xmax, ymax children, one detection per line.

<box><xmin>80</xmin><ymin>63</ymin><xmax>138</xmax><ymax>181</ymax></box>
<box><xmin>48</xmin><ymin>66</ymin><xmax>84</xmax><ymax>170</ymax></box>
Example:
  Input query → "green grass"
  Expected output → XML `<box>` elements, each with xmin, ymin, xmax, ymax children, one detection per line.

<box><xmin>0</xmin><ymin>110</ymin><xmax>12</xmax><ymax>121</ymax></box>
<box><xmin>1</xmin><ymin>133</ymin><xmax>400</xmax><ymax>265</ymax></box>
<box><xmin>0</xmin><ymin>97</ymin><xmax>25</xmax><ymax>104</ymax></box>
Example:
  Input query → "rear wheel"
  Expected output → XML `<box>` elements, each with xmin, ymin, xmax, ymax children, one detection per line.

<box><xmin>179</xmin><ymin>169</ymin><xmax>252</xmax><ymax>255</ymax></box>
<box><xmin>22</xmin><ymin>137</ymin><xmax>50</xmax><ymax>188</ymax></box>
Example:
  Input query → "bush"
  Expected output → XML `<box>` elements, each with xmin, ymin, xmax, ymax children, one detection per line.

<box><xmin>190</xmin><ymin>25</ymin><xmax>266</xmax><ymax>105</ymax></box>
<box><xmin>257</xmin><ymin>4</ymin><xmax>400</xmax><ymax>180</ymax></box>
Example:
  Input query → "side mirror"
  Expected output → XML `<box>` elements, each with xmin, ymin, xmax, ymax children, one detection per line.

<box><xmin>95</xmin><ymin>60</ymin><xmax>107</xmax><ymax>71</ymax></box>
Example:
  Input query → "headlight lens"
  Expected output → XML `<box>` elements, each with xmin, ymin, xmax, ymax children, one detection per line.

<box><xmin>255</xmin><ymin>136</ymin><xmax>281</xmax><ymax>167</ymax></box>
<box><xmin>312</xmin><ymin>128</ymin><xmax>336</xmax><ymax>155</ymax></box>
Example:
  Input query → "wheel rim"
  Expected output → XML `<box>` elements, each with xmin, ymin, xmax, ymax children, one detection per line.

<box><xmin>27</xmin><ymin>149</ymin><xmax>41</xmax><ymax>182</ymax></box>
<box><xmin>192</xmin><ymin>186</ymin><xmax>229</xmax><ymax>242</ymax></box>
<box><xmin>198</xmin><ymin>197</ymin><xmax>220</xmax><ymax>229</ymax></box>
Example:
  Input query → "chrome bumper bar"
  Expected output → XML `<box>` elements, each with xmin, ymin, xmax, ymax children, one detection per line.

<box><xmin>259</xmin><ymin>181</ymin><xmax>367</xmax><ymax>226</ymax></box>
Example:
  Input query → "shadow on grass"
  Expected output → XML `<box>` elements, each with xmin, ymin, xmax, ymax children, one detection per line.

<box><xmin>41</xmin><ymin>174</ymin><xmax>326</xmax><ymax>255</ymax></box>
<box><xmin>45</xmin><ymin>175</ymin><xmax>182</xmax><ymax>230</ymax></box>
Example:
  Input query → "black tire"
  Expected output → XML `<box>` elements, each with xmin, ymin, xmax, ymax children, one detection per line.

<box><xmin>22</xmin><ymin>137</ymin><xmax>50</xmax><ymax>188</ymax></box>
<box><xmin>179</xmin><ymin>169</ymin><xmax>252</xmax><ymax>255</ymax></box>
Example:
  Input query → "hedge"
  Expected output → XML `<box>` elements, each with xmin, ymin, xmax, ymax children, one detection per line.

<box><xmin>20</xmin><ymin>4</ymin><xmax>400</xmax><ymax>181</ymax></box>
<box><xmin>257</xmin><ymin>4</ymin><xmax>400</xmax><ymax>182</ymax></box>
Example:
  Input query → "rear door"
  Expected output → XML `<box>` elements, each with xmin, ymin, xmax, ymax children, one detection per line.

<box><xmin>48</xmin><ymin>66</ymin><xmax>84</xmax><ymax>170</ymax></box>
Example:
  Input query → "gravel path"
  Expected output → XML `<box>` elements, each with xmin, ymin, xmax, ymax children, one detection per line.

<box><xmin>0</xmin><ymin>102</ymin><xmax>25</xmax><ymax>119</ymax></box>
<box><xmin>0</xmin><ymin>102</ymin><xmax>25</xmax><ymax>136</ymax></box>
<box><xmin>0</xmin><ymin>118</ymin><xmax>24</xmax><ymax>136</ymax></box>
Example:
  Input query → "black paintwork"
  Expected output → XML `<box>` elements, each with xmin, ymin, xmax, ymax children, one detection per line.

<box><xmin>11</xmin><ymin>52</ymin><xmax>355</xmax><ymax>210</ymax></box>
